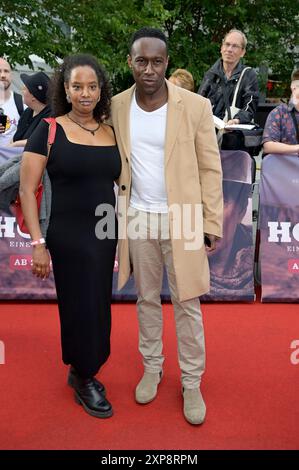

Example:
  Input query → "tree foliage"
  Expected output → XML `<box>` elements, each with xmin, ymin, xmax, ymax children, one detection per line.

<box><xmin>0</xmin><ymin>0</ymin><xmax>298</xmax><ymax>93</ymax></box>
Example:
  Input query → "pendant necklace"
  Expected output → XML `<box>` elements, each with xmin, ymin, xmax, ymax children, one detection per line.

<box><xmin>67</xmin><ymin>113</ymin><xmax>101</xmax><ymax>136</ymax></box>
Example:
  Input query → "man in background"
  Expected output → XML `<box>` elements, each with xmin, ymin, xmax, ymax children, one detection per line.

<box><xmin>10</xmin><ymin>71</ymin><xmax>51</xmax><ymax>148</ymax></box>
<box><xmin>198</xmin><ymin>29</ymin><xmax>259</xmax><ymax>125</ymax></box>
<box><xmin>0</xmin><ymin>57</ymin><xmax>24</xmax><ymax>146</ymax></box>
<box><xmin>262</xmin><ymin>69</ymin><xmax>299</xmax><ymax>155</ymax></box>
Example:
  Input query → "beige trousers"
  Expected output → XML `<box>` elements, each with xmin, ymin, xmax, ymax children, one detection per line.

<box><xmin>128</xmin><ymin>208</ymin><xmax>205</xmax><ymax>388</ymax></box>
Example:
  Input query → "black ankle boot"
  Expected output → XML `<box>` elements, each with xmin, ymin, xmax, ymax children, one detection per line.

<box><xmin>68</xmin><ymin>366</ymin><xmax>106</xmax><ymax>396</ymax></box>
<box><xmin>72</xmin><ymin>374</ymin><xmax>113</xmax><ymax>418</ymax></box>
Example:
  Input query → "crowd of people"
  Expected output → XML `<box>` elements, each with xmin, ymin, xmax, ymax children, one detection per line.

<box><xmin>0</xmin><ymin>26</ymin><xmax>298</xmax><ymax>425</ymax></box>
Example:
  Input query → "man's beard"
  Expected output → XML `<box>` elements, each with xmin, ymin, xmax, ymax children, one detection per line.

<box><xmin>0</xmin><ymin>82</ymin><xmax>10</xmax><ymax>104</ymax></box>
<box><xmin>0</xmin><ymin>81</ymin><xmax>11</xmax><ymax>91</ymax></box>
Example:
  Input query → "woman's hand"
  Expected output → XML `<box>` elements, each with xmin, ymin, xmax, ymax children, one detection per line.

<box><xmin>32</xmin><ymin>245</ymin><xmax>51</xmax><ymax>279</ymax></box>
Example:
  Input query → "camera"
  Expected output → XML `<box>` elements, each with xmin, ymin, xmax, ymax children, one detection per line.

<box><xmin>0</xmin><ymin>107</ymin><xmax>7</xmax><ymax>130</ymax></box>
<box><xmin>0</xmin><ymin>113</ymin><xmax>7</xmax><ymax>128</ymax></box>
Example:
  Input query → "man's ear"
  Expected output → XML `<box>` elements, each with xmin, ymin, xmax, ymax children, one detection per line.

<box><xmin>127</xmin><ymin>55</ymin><xmax>132</xmax><ymax>69</ymax></box>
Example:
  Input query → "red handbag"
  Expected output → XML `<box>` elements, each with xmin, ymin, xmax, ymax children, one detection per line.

<box><xmin>15</xmin><ymin>118</ymin><xmax>57</xmax><ymax>234</ymax></box>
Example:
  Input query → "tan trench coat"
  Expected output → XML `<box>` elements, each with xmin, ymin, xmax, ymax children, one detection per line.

<box><xmin>111</xmin><ymin>80</ymin><xmax>223</xmax><ymax>301</ymax></box>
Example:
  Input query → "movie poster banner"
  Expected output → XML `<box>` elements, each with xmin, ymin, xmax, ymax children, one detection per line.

<box><xmin>201</xmin><ymin>150</ymin><xmax>255</xmax><ymax>302</ymax></box>
<box><xmin>0</xmin><ymin>211</ymin><xmax>170</xmax><ymax>300</ymax></box>
<box><xmin>259</xmin><ymin>154</ymin><xmax>299</xmax><ymax>302</ymax></box>
<box><xmin>0</xmin><ymin>149</ymin><xmax>254</xmax><ymax>301</ymax></box>
<box><xmin>0</xmin><ymin>146</ymin><xmax>56</xmax><ymax>299</ymax></box>
<box><xmin>0</xmin><ymin>209</ymin><xmax>56</xmax><ymax>299</ymax></box>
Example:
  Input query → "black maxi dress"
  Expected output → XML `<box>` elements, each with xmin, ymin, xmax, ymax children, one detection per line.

<box><xmin>25</xmin><ymin>121</ymin><xmax>121</xmax><ymax>378</ymax></box>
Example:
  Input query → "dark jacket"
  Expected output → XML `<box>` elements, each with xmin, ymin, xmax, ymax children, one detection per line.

<box><xmin>13</xmin><ymin>105</ymin><xmax>52</xmax><ymax>142</ymax></box>
<box><xmin>198</xmin><ymin>59</ymin><xmax>259</xmax><ymax>123</ymax></box>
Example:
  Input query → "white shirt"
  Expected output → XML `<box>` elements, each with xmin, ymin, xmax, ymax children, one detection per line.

<box><xmin>129</xmin><ymin>92</ymin><xmax>168</xmax><ymax>213</ymax></box>
<box><xmin>0</xmin><ymin>92</ymin><xmax>21</xmax><ymax>146</ymax></box>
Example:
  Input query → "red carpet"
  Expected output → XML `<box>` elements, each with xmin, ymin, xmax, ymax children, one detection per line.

<box><xmin>0</xmin><ymin>300</ymin><xmax>299</xmax><ymax>450</ymax></box>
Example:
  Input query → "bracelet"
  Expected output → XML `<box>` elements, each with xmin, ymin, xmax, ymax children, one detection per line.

<box><xmin>31</xmin><ymin>238</ymin><xmax>46</xmax><ymax>246</ymax></box>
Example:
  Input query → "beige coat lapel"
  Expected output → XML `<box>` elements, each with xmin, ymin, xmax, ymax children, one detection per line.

<box><xmin>164</xmin><ymin>80</ymin><xmax>184</xmax><ymax>167</ymax></box>
<box><xmin>114</xmin><ymin>84</ymin><xmax>135</xmax><ymax>164</ymax></box>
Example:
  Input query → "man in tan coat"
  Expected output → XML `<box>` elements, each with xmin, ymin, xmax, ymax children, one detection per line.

<box><xmin>111</xmin><ymin>27</ymin><xmax>223</xmax><ymax>425</ymax></box>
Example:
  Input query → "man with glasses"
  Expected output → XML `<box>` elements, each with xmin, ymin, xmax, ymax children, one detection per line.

<box><xmin>198</xmin><ymin>29</ymin><xmax>259</xmax><ymax>126</ymax></box>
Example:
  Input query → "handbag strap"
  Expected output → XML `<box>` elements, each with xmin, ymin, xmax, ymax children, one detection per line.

<box><xmin>221</xmin><ymin>66</ymin><xmax>251</xmax><ymax>121</ymax></box>
<box><xmin>290</xmin><ymin>109</ymin><xmax>299</xmax><ymax>144</ymax></box>
<box><xmin>43</xmin><ymin>117</ymin><xmax>57</xmax><ymax>158</ymax></box>
<box><xmin>231</xmin><ymin>67</ymin><xmax>251</xmax><ymax>108</ymax></box>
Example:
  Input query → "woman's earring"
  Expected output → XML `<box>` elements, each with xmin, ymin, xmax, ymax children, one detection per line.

<box><xmin>97</xmin><ymin>96</ymin><xmax>101</xmax><ymax>102</ymax></box>
<box><xmin>66</xmin><ymin>94</ymin><xmax>71</xmax><ymax>103</ymax></box>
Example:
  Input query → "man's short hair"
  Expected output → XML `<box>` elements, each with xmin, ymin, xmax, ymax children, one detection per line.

<box><xmin>0</xmin><ymin>57</ymin><xmax>11</xmax><ymax>70</ymax></box>
<box><xmin>291</xmin><ymin>69</ymin><xmax>299</xmax><ymax>82</ymax></box>
<box><xmin>224</xmin><ymin>29</ymin><xmax>247</xmax><ymax>49</ymax></box>
<box><xmin>129</xmin><ymin>27</ymin><xmax>168</xmax><ymax>53</ymax></box>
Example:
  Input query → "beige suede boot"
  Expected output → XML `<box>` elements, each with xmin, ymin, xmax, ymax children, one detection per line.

<box><xmin>183</xmin><ymin>388</ymin><xmax>206</xmax><ymax>425</ymax></box>
<box><xmin>135</xmin><ymin>371</ymin><xmax>162</xmax><ymax>404</ymax></box>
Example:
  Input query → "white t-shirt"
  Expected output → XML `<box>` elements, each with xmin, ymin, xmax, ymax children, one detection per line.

<box><xmin>129</xmin><ymin>92</ymin><xmax>168</xmax><ymax>213</ymax></box>
<box><xmin>0</xmin><ymin>92</ymin><xmax>21</xmax><ymax>146</ymax></box>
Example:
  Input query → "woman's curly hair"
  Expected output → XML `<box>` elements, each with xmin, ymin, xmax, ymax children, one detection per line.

<box><xmin>50</xmin><ymin>54</ymin><xmax>111</xmax><ymax>121</ymax></box>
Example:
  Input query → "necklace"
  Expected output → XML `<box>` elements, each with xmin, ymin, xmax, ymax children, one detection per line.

<box><xmin>67</xmin><ymin>113</ymin><xmax>101</xmax><ymax>136</ymax></box>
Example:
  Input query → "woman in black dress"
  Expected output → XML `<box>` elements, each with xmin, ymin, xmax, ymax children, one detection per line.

<box><xmin>19</xmin><ymin>54</ymin><xmax>121</xmax><ymax>419</ymax></box>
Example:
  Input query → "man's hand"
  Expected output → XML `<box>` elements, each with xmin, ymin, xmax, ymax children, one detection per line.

<box><xmin>226</xmin><ymin>118</ymin><xmax>240</xmax><ymax>126</ymax></box>
<box><xmin>204</xmin><ymin>233</ymin><xmax>220</xmax><ymax>252</ymax></box>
